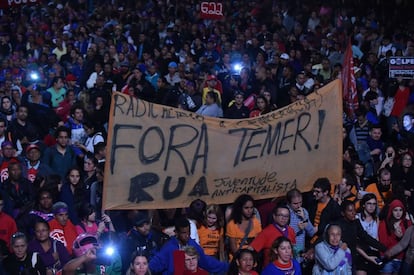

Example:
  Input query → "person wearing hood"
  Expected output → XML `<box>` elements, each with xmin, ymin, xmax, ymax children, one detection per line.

<box><xmin>10</xmin><ymin>85</ymin><xmax>22</xmax><ymax>108</ymax></box>
<box><xmin>378</xmin><ymin>199</ymin><xmax>412</xmax><ymax>275</ymax></box>
<box><xmin>313</xmin><ymin>223</ymin><xmax>352</xmax><ymax>275</ymax></box>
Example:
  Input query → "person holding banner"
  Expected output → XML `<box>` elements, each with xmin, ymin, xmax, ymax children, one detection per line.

<box><xmin>174</xmin><ymin>245</ymin><xmax>209</xmax><ymax>275</ymax></box>
<box><xmin>149</xmin><ymin>217</ymin><xmax>228</xmax><ymax>275</ymax></box>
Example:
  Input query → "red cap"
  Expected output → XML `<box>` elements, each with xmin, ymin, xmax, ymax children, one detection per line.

<box><xmin>26</xmin><ymin>144</ymin><xmax>40</xmax><ymax>153</ymax></box>
<box><xmin>65</xmin><ymin>74</ymin><xmax>77</xmax><ymax>81</ymax></box>
<box><xmin>206</xmin><ymin>74</ymin><xmax>217</xmax><ymax>81</ymax></box>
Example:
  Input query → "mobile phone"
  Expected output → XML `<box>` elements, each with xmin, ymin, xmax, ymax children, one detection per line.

<box><xmin>375</xmin><ymin>258</ymin><xmax>383</xmax><ymax>265</ymax></box>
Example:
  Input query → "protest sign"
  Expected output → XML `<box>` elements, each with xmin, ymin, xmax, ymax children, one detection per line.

<box><xmin>0</xmin><ymin>0</ymin><xmax>38</xmax><ymax>9</ymax></box>
<box><xmin>103</xmin><ymin>80</ymin><xmax>343</xmax><ymax>210</ymax></box>
<box><xmin>389</xmin><ymin>56</ymin><xmax>414</xmax><ymax>79</ymax></box>
<box><xmin>199</xmin><ymin>1</ymin><xmax>224</xmax><ymax>20</ymax></box>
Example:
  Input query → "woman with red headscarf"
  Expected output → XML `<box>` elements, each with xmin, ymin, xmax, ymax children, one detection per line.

<box><xmin>378</xmin><ymin>199</ymin><xmax>412</xmax><ymax>275</ymax></box>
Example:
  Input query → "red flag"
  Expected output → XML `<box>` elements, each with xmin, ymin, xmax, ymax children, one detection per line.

<box><xmin>341</xmin><ymin>39</ymin><xmax>359</xmax><ymax>118</ymax></box>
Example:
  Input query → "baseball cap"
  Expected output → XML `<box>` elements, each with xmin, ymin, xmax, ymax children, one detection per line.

<box><xmin>206</xmin><ymin>74</ymin><xmax>217</xmax><ymax>81</ymax></box>
<box><xmin>134</xmin><ymin>211</ymin><xmax>150</xmax><ymax>227</ymax></box>
<box><xmin>120</xmin><ymin>61</ymin><xmax>130</xmax><ymax>67</ymax></box>
<box><xmin>65</xmin><ymin>74</ymin><xmax>77</xmax><ymax>82</ymax></box>
<box><xmin>73</xmin><ymin>233</ymin><xmax>99</xmax><ymax>257</ymax></box>
<box><xmin>280</xmin><ymin>53</ymin><xmax>290</xmax><ymax>60</ymax></box>
<box><xmin>168</xmin><ymin>61</ymin><xmax>178</xmax><ymax>68</ymax></box>
<box><xmin>234</xmin><ymin>90</ymin><xmax>244</xmax><ymax>97</ymax></box>
<box><xmin>26</xmin><ymin>144</ymin><xmax>40</xmax><ymax>153</ymax></box>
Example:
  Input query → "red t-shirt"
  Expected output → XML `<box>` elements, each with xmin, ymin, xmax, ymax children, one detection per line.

<box><xmin>49</xmin><ymin>218</ymin><xmax>78</xmax><ymax>255</ymax></box>
<box><xmin>0</xmin><ymin>211</ymin><xmax>17</xmax><ymax>249</ymax></box>
<box><xmin>250</xmin><ymin>224</ymin><xmax>296</xmax><ymax>267</ymax></box>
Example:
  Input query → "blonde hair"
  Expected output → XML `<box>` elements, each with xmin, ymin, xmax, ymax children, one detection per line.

<box><xmin>183</xmin><ymin>245</ymin><xmax>199</xmax><ymax>258</ymax></box>
<box><xmin>205</xmin><ymin>204</ymin><xmax>224</xmax><ymax>229</ymax></box>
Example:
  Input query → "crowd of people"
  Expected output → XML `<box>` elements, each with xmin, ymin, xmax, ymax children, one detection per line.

<box><xmin>0</xmin><ymin>0</ymin><xmax>414</xmax><ymax>274</ymax></box>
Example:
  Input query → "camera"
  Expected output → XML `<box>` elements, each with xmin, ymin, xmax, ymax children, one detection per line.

<box><xmin>387</xmin><ymin>153</ymin><xmax>392</xmax><ymax>158</ymax></box>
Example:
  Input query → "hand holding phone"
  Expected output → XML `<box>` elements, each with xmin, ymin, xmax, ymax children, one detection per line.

<box><xmin>375</xmin><ymin>258</ymin><xmax>383</xmax><ymax>265</ymax></box>
<box><xmin>296</xmin><ymin>208</ymin><xmax>304</xmax><ymax>219</ymax></box>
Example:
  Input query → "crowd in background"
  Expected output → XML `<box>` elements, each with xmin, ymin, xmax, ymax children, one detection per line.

<box><xmin>0</xmin><ymin>0</ymin><xmax>414</xmax><ymax>274</ymax></box>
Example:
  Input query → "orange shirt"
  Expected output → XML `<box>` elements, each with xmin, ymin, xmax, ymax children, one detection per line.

<box><xmin>226</xmin><ymin>217</ymin><xmax>262</xmax><ymax>259</ymax></box>
<box><xmin>365</xmin><ymin>183</ymin><xmax>393</xmax><ymax>210</ymax></box>
<box><xmin>310</xmin><ymin>201</ymin><xmax>328</xmax><ymax>244</ymax></box>
<box><xmin>197</xmin><ymin>225</ymin><xmax>223</xmax><ymax>256</ymax></box>
<box><xmin>313</xmin><ymin>201</ymin><xmax>328</xmax><ymax>229</ymax></box>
